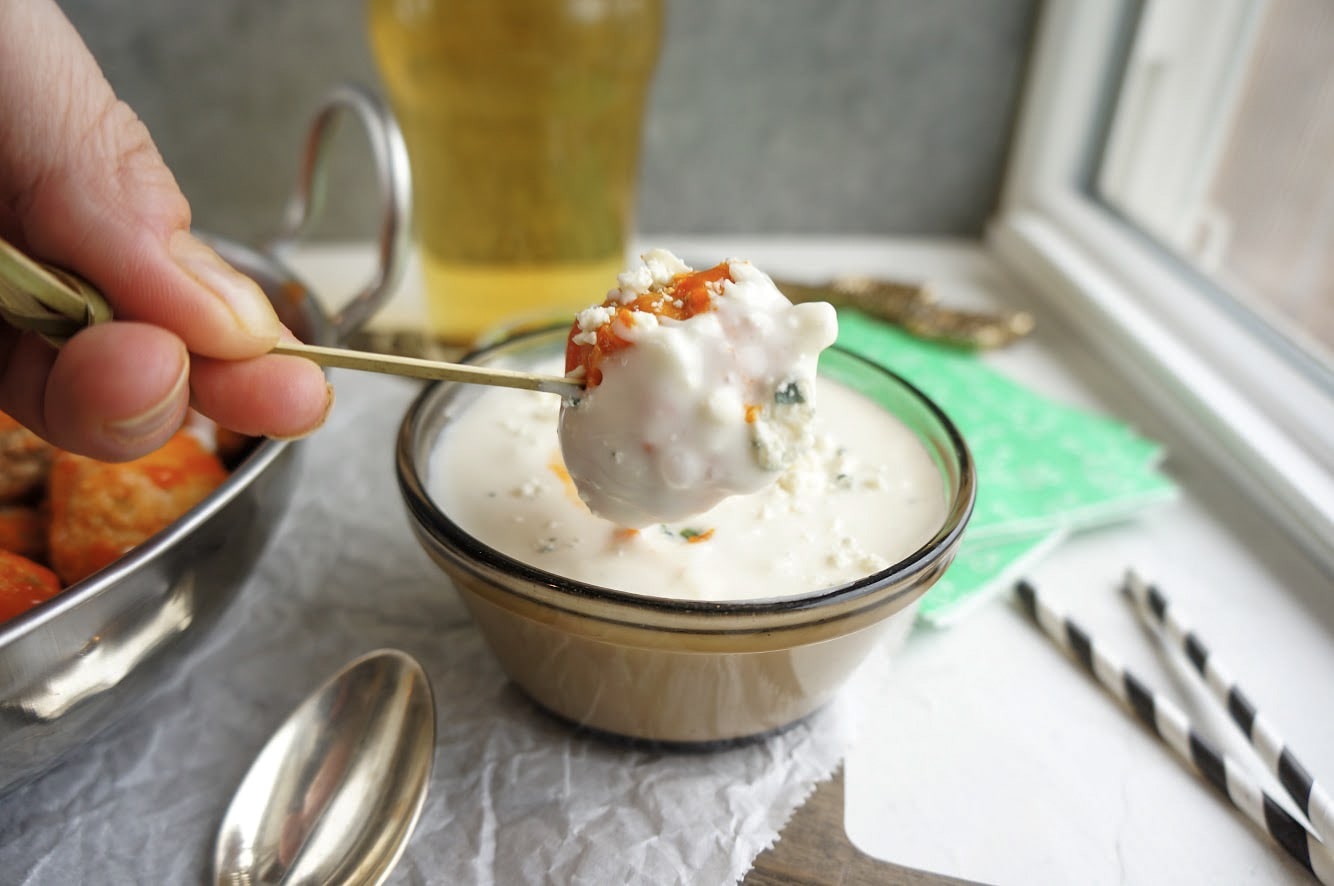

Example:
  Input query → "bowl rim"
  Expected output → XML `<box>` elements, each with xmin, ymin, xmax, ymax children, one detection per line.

<box><xmin>396</xmin><ymin>325</ymin><xmax>976</xmax><ymax>622</ymax></box>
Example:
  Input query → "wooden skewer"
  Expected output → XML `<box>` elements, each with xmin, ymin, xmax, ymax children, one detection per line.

<box><xmin>271</xmin><ymin>341</ymin><xmax>583</xmax><ymax>398</ymax></box>
<box><xmin>0</xmin><ymin>235</ymin><xmax>584</xmax><ymax>398</ymax></box>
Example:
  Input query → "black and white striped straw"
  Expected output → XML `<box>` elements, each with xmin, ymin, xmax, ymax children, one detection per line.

<box><xmin>1015</xmin><ymin>579</ymin><xmax>1334</xmax><ymax>884</ymax></box>
<box><xmin>1123</xmin><ymin>570</ymin><xmax>1334</xmax><ymax>846</ymax></box>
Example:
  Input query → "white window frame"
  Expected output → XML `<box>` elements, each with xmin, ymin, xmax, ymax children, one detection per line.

<box><xmin>988</xmin><ymin>0</ymin><xmax>1334</xmax><ymax>574</ymax></box>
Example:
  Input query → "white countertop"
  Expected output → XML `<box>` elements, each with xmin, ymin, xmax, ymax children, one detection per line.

<box><xmin>288</xmin><ymin>236</ymin><xmax>1334</xmax><ymax>885</ymax></box>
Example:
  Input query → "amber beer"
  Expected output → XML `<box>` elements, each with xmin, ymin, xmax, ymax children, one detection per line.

<box><xmin>367</xmin><ymin>0</ymin><xmax>663</xmax><ymax>342</ymax></box>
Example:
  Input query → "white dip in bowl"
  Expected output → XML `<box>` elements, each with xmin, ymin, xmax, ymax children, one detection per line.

<box><xmin>431</xmin><ymin>360</ymin><xmax>947</xmax><ymax>602</ymax></box>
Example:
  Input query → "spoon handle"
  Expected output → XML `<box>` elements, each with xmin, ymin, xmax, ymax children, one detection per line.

<box><xmin>272</xmin><ymin>341</ymin><xmax>582</xmax><ymax>397</ymax></box>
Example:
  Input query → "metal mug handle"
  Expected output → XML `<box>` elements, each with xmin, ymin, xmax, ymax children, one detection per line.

<box><xmin>266</xmin><ymin>83</ymin><xmax>412</xmax><ymax>340</ymax></box>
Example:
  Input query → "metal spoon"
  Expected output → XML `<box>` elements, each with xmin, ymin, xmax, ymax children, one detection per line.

<box><xmin>213</xmin><ymin>649</ymin><xmax>435</xmax><ymax>886</ymax></box>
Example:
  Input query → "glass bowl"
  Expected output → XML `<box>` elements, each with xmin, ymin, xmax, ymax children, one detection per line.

<box><xmin>396</xmin><ymin>326</ymin><xmax>975</xmax><ymax>744</ymax></box>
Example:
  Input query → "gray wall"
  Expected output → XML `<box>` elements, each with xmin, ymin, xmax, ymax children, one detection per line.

<box><xmin>60</xmin><ymin>0</ymin><xmax>1037</xmax><ymax>245</ymax></box>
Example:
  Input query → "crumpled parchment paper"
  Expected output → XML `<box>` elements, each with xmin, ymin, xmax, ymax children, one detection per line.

<box><xmin>0</xmin><ymin>370</ymin><xmax>856</xmax><ymax>885</ymax></box>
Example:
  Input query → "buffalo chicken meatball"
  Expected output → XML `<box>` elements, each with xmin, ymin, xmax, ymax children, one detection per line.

<box><xmin>47</xmin><ymin>431</ymin><xmax>228</xmax><ymax>585</ymax></box>
<box><xmin>0</xmin><ymin>548</ymin><xmax>62</xmax><ymax>623</ymax></box>
<box><xmin>0</xmin><ymin>411</ymin><xmax>55</xmax><ymax>504</ymax></box>
<box><xmin>0</xmin><ymin>506</ymin><xmax>47</xmax><ymax>562</ymax></box>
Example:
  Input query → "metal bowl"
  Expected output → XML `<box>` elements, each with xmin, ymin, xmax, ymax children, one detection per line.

<box><xmin>0</xmin><ymin>84</ymin><xmax>411</xmax><ymax>795</ymax></box>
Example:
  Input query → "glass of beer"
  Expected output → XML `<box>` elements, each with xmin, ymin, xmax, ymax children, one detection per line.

<box><xmin>366</xmin><ymin>0</ymin><xmax>664</xmax><ymax>343</ymax></box>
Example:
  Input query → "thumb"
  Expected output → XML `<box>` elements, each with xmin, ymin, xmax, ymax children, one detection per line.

<box><xmin>0</xmin><ymin>0</ymin><xmax>282</xmax><ymax>360</ymax></box>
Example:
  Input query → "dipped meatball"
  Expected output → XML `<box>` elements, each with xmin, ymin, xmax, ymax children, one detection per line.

<box><xmin>559</xmin><ymin>250</ymin><xmax>836</xmax><ymax>527</ymax></box>
<box><xmin>47</xmin><ymin>431</ymin><xmax>228</xmax><ymax>585</ymax></box>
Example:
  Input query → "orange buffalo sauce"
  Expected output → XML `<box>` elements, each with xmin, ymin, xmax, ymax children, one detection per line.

<box><xmin>47</xmin><ymin>432</ymin><xmax>228</xmax><ymax>586</ymax></box>
<box><xmin>0</xmin><ymin>549</ymin><xmax>61</xmax><ymax>623</ymax></box>
<box><xmin>564</xmin><ymin>262</ymin><xmax>733</xmax><ymax>387</ymax></box>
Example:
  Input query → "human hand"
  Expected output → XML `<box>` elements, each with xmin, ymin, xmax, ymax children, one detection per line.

<box><xmin>0</xmin><ymin>0</ymin><xmax>331</xmax><ymax>462</ymax></box>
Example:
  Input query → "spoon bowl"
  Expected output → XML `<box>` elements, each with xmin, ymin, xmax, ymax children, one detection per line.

<box><xmin>213</xmin><ymin>649</ymin><xmax>435</xmax><ymax>886</ymax></box>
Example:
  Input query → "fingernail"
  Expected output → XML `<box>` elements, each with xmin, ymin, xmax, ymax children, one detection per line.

<box><xmin>269</xmin><ymin>382</ymin><xmax>335</xmax><ymax>442</ymax></box>
<box><xmin>169</xmin><ymin>231</ymin><xmax>280</xmax><ymax>342</ymax></box>
<box><xmin>106</xmin><ymin>351</ymin><xmax>190</xmax><ymax>445</ymax></box>
<box><xmin>316</xmin><ymin>382</ymin><xmax>335</xmax><ymax>429</ymax></box>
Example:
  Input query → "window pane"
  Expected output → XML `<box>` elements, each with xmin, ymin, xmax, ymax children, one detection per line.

<box><xmin>1096</xmin><ymin>0</ymin><xmax>1334</xmax><ymax>373</ymax></box>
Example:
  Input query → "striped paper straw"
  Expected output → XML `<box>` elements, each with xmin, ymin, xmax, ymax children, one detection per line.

<box><xmin>1015</xmin><ymin>580</ymin><xmax>1334</xmax><ymax>884</ymax></box>
<box><xmin>1124</xmin><ymin>570</ymin><xmax>1334</xmax><ymax>845</ymax></box>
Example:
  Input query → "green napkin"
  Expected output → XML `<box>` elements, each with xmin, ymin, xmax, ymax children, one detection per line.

<box><xmin>834</xmin><ymin>312</ymin><xmax>1176</xmax><ymax>624</ymax></box>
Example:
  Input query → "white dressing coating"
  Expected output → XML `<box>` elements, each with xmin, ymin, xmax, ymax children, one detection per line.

<box><xmin>558</xmin><ymin>250</ymin><xmax>839</xmax><ymax>527</ymax></box>
<box><xmin>429</xmin><ymin>367</ymin><xmax>947</xmax><ymax>602</ymax></box>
